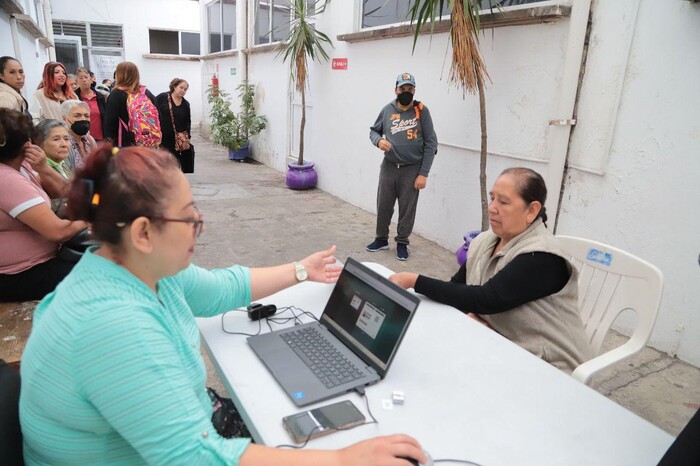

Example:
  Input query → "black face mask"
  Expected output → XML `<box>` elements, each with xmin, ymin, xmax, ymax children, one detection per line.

<box><xmin>70</xmin><ymin>120</ymin><xmax>90</xmax><ymax>136</ymax></box>
<box><xmin>397</xmin><ymin>91</ymin><xmax>414</xmax><ymax>106</ymax></box>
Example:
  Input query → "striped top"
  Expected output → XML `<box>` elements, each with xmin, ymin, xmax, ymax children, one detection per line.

<box><xmin>20</xmin><ymin>249</ymin><xmax>252</xmax><ymax>465</ymax></box>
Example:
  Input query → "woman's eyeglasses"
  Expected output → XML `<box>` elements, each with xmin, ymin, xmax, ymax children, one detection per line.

<box><xmin>149</xmin><ymin>215</ymin><xmax>205</xmax><ymax>237</ymax></box>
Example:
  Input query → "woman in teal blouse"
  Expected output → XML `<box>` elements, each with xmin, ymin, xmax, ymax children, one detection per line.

<box><xmin>19</xmin><ymin>144</ymin><xmax>426</xmax><ymax>466</ymax></box>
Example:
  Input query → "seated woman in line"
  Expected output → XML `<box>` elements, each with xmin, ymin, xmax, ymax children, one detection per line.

<box><xmin>0</xmin><ymin>109</ymin><xmax>87</xmax><ymax>302</ymax></box>
<box><xmin>19</xmin><ymin>144</ymin><xmax>427</xmax><ymax>466</ymax></box>
<box><xmin>60</xmin><ymin>99</ymin><xmax>97</xmax><ymax>172</ymax></box>
<box><xmin>35</xmin><ymin>119</ymin><xmax>72</xmax><ymax>212</ymax></box>
<box><xmin>35</xmin><ymin>119</ymin><xmax>71</xmax><ymax>178</ymax></box>
<box><xmin>390</xmin><ymin>167</ymin><xmax>593</xmax><ymax>373</ymax></box>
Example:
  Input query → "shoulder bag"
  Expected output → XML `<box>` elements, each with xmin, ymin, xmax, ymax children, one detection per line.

<box><xmin>168</xmin><ymin>94</ymin><xmax>191</xmax><ymax>151</ymax></box>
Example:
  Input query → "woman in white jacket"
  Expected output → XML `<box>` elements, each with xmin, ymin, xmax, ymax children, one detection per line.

<box><xmin>0</xmin><ymin>56</ymin><xmax>28</xmax><ymax>115</ymax></box>
<box><xmin>29</xmin><ymin>61</ymin><xmax>77</xmax><ymax>124</ymax></box>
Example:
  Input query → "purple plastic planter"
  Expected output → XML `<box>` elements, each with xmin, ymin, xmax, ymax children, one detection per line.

<box><xmin>228</xmin><ymin>143</ymin><xmax>249</xmax><ymax>161</ymax></box>
<box><xmin>285</xmin><ymin>162</ymin><xmax>318</xmax><ymax>190</ymax></box>
<box><xmin>456</xmin><ymin>230</ymin><xmax>482</xmax><ymax>265</ymax></box>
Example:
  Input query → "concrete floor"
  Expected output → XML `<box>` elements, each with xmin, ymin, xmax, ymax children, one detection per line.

<box><xmin>186</xmin><ymin>132</ymin><xmax>699</xmax><ymax>438</ymax></box>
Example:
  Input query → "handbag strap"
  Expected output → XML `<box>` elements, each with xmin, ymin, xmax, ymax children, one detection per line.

<box><xmin>167</xmin><ymin>94</ymin><xmax>178</xmax><ymax>140</ymax></box>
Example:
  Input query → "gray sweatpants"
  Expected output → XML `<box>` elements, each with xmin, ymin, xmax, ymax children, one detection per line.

<box><xmin>375</xmin><ymin>159</ymin><xmax>421</xmax><ymax>245</ymax></box>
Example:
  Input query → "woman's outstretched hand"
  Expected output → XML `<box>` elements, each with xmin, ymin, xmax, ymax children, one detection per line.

<box><xmin>389</xmin><ymin>272</ymin><xmax>419</xmax><ymax>290</ymax></box>
<box><xmin>300</xmin><ymin>245</ymin><xmax>342</xmax><ymax>284</ymax></box>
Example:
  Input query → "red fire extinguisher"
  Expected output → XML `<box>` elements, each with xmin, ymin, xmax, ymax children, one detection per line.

<box><xmin>211</xmin><ymin>73</ymin><xmax>219</xmax><ymax>97</ymax></box>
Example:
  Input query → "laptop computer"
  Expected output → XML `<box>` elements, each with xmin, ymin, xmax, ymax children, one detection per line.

<box><xmin>247</xmin><ymin>257</ymin><xmax>421</xmax><ymax>407</ymax></box>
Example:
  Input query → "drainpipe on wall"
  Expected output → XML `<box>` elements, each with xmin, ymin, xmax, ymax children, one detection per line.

<box><xmin>40</xmin><ymin>0</ymin><xmax>56</xmax><ymax>61</ymax></box>
<box><xmin>9</xmin><ymin>16</ymin><xmax>22</xmax><ymax>59</ymax></box>
<box><xmin>553</xmin><ymin>6</ymin><xmax>595</xmax><ymax>233</ymax></box>
<box><xmin>242</xmin><ymin>0</ymin><xmax>249</xmax><ymax>84</ymax></box>
<box><xmin>545</xmin><ymin>0</ymin><xmax>593</xmax><ymax>232</ymax></box>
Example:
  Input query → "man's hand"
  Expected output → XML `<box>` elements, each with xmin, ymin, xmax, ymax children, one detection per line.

<box><xmin>414</xmin><ymin>175</ymin><xmax>427</xmax><ymax>190</ymax></box>
<box><xmin>377</xmin><ymin>139</ymin><xmax>392</xmax><ymax>152</ymax></box>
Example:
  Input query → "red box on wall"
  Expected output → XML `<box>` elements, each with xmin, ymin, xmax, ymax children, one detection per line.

<box><xmin>332</xmin><ymin>58</ymin><xmax>348</xmax><ymax>70</ymax></box>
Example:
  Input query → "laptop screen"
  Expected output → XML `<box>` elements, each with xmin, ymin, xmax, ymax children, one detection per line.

<box><xmin>320</xmin><ymin>258</ymin><xmax>420</xmax><ymax>377</ymax></box>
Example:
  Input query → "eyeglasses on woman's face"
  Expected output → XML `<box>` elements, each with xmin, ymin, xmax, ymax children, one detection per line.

<box><xmin>149</xmin><ymin>215</ymin><xmax>205</xmax><ymax>238</ymax></box>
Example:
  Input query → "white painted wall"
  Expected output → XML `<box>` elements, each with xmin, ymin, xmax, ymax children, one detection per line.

<box><xmin>558</xmin><ymin>0</ymin><xmax>700</xmax><ymax>365</ymax></box>
<box><xmin>246</xmin><ymin>51</ymin><xmax>290</xmax><ymax>171</ymax></box>
<box><xmin>309</xmin><ymin>3</ymin><xmax>573</xmax><ymax>250</ymax></box>
<box><xmin>0</xmin><ymin>7</ymin><xmax>52</xmax><ymax>98</ymax></box>
<box><xmin>201</xmin><ymin>0</ymin><xmax>700</xmax><ymax>364</ymax></box>
<box><xmin>50</xmin><ymin>0</ymin><xmax>203</xmax><ymax>123</ymax></box>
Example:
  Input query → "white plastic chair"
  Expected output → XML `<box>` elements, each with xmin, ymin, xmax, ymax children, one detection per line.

<box><xmin>556</xmin><ymin>235</ymin><xmax>664</xmax><ymax>384</ymax></box>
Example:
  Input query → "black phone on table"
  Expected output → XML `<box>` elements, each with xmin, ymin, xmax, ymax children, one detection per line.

<box><xmin>282</xmin><ymin>399</ymin><xmax>365</xmax><ymax>443</ymax></box>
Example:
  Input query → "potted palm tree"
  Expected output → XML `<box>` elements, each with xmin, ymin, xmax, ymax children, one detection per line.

<box><xmin>206</xmin><ymin>81</ymin><xmax>267</xmax><ymax>161</ymax></box>
<box><xmin>409</xmin><ymin>0</ymin><xmax>494</xmax><ymax>230</ymax></box>
<box><xmin>279</xmin><ymin>0</ymin><xmax>333</xmax><ymax>189</ymax></box>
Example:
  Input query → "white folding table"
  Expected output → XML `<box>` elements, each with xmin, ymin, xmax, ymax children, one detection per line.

<box><xmin>197</xmin><ymin>262</ymin><xmax>673</xmax><ymax>466</ymax></box>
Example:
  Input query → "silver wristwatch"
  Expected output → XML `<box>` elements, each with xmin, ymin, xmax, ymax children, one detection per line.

<box><xmin>293</xmin><ymin>262</ymin><xmax>308</xmax><ymax>282</ymax></box>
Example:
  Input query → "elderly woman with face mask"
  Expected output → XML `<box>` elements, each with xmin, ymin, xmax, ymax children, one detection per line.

<box><xmin>390</xmin><ymin>167</ymin><xmax>593</xmax><ymax>374</ymax></box>
<box><xmin>61</xmin><ymin>99</ymin><xmax>97</xmax><ymax>172</ymax></box>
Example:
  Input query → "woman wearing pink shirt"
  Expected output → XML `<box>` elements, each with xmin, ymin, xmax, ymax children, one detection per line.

<box><xmin>0</xmin><ymin>108</ymin><xmax>86</xmax><ymax>301</ymax></box>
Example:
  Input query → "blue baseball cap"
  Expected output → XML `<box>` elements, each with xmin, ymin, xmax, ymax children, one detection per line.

<box><xmin>395</xmin><ymin>72</ymin><xmax>416</xmax><ymax>87</ymax></box>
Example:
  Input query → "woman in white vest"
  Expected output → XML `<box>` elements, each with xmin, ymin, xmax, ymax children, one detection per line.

<box><xmin>390</xmin><ymin>167</ymin><xmax>593</xmax><ymax>373</ymax></box>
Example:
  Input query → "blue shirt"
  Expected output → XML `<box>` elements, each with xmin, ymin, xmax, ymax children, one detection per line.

<box><xmin>20</xmin><ymin>249</ymin><xmax>252</xmax><ymax>465</ymax></box>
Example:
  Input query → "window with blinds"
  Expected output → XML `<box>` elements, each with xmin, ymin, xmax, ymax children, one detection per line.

<box><xmin>91</xmin><ymin>24</ymin><xmax>123</xmax><ymax>48</ymax></box>
<box><xmin>52</xmin><ymin>20</ymin><xmax>125</xmax><ymax>83</ymax></box>
<box><xmin>52</xmin><ymin>21</ymin><xmax>88</xmax><ymax>45</ymax></box>
<box><xmin>52</xmin><ymin>21</ymin><xmax>123</xmax><ymax>48</ymax></box>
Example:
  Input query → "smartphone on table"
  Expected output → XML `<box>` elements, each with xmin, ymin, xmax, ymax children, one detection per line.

<box><xmin>282</xmin><ymin>400</ymin><xmax>366</xmax><ymax>443</ymax></box>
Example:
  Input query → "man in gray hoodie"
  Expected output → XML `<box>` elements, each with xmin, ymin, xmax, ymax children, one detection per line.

<box><xmin>367</xmin><ymin>72</ymin><xmax>438</xmax><ymax>260</ymax></box>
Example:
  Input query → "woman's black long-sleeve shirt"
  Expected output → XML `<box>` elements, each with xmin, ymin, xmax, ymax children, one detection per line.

<box><xmin>414</xmin><ymin>252</ymin><xmax>570</xmax><ymax>315</ymax></box>
<box><xmin>155</xmin><ymin>92</ymin><xmax>191</xmax><ymax>154</ymax></box>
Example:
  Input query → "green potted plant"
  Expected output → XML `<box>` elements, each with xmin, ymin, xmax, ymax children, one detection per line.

<box><xmin>279</xmin><ymin>0</ymin><xmax>333</xmax><ymax>189</ymax></box>
<box><xmin>206</xmin><ymin>81</ymin><xmax>267</xmax><ymax>161</ymax></box>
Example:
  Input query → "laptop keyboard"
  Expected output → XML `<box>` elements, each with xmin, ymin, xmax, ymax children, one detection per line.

<box><xmin>281</xmin><ymin>326</ymin><xmax>366</xmax><ymax>388</ymax></box>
